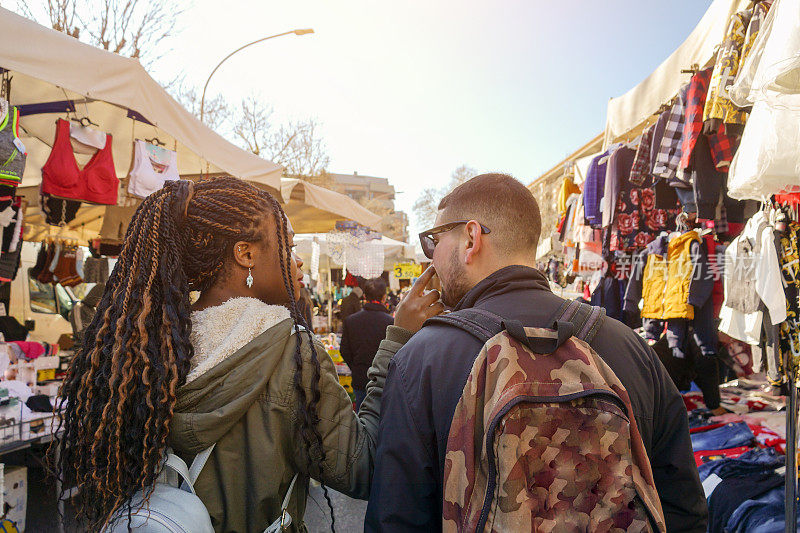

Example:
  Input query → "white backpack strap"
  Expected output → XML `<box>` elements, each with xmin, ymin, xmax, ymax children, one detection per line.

<box><xmin>189</xmin><ymin>444</ymin><xmax>216</xmax><ymax>484</ymax></box>
<box><xmin>264</xmin><ymin>474</ymin><xmax>300</xmax><ymax>533</ymax></box>
<box><xmin>167</xmin><ymin>444</ymin><xmax>215</xmax><ymax>494</ymax></box>
<box><xmin>164</xmin><ymin>453</ymin><xmax>196</xmax><ymax>495</ymax></box>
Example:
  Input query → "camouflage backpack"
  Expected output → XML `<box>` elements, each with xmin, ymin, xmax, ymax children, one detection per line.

<box><xmin>431</xmin><ymin>301</ymin><xmax>666</xmax><ymax>533</ymax></box>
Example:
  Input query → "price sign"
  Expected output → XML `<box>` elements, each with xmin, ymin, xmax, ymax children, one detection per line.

<box><xmin>393</xmin><ymin>262</ymin><xmax>423</xmax><ymax>280</ymax></box>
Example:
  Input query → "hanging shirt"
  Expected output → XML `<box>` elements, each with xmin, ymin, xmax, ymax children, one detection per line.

<box><xmin>680</xmin><ymin>69</ymin><xmax>740</xmax><ymax>172</ymax></box>
<box><xmin>703</xmin><ymin>10</ymin><xmax>754</xmax><ymax>127</ymax></box>
<box><xmin>41</xmin><ymin>119</ymin><xmax>118</xmax><ymax>205</ymax></box>
<box><xmin>602</xmin><ymin>145</ymin><xmax>636</xmax><ymax>228</ymax></box>
<box><xmin>719</xmin><ymin>211</ymin><xmax>787</xmax><ymax>344</ymax></box>
<box><xmin>777</xmin><ymin>222</ymin><xmax>800</xmax><ymax>380</ymax></box>
<box><xmin>556</xmin><ymin>176</ymin><xmax>580</xmax><ymax>216</ymax></box>
<box><xmin>653</xmin><ymin>84</ymin><xmax>690</xmax><ymax>182</ymax></box>
<box><xmin>726</xmin><ymin>0</ymin><xmax>800</xmax><ymax>202</ymax></box>
<box><xmin>583</xmin><ymin>152</ymin><xmax>609</xmax><ymax>228</ymax></box>
<box><xmin>728</xmin><ymin>0</ymin><xmax>779</xmax><ymax>107</ymax></box>
<box><xmin>629</xmin><ymin>124</ymin><xmax>655</xmax><ymax>186</ymax></box>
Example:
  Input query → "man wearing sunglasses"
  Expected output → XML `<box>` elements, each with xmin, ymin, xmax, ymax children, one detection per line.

<box><xmin>365</xmin><ymin>173</ymin><xmax>706</xmax><ymax>532</ymax></box>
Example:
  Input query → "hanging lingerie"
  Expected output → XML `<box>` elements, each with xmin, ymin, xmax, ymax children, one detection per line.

<box><xmin>0</xmin><ymin>105</ymin><xmax>26</xmax><ymax>188</ymax></box>
<box><xmin>127</xmin><ymin>140</ymin><xmax>179</xmax><ymax>198</ymax></box>
<box><xmin>41</xmin><ymin>193</ymin><xmax>81</xmax><ymax>226</ymax></box>
<box><xmin>41</xmin><ymin>118</ymin><xmax>118</xmax><ymax>205</ymax></box>
<box><xmin>69</xmin><ymin>122</ymin><xmax>107</xmax><ymax>152</ymax></box>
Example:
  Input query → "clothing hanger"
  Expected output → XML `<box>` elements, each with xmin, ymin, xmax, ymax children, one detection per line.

<box><xmin>681</xmin><ymin>63</ymin><xmax>700</xmax><ymax>75</ymax></box>
<box><xmin>67</xmin><ymin>98</ymin><xmax>99</xmax><ymax>128</ymax></box>
<box><xmin>71</xmin><ymin>116</ymin><xmax>99</xmax><ymax>128</ymax></box>
<box><xmin>0</xmin><ymin>70</ymin><xmax>11</xmax><ymax>102</ymax></box>
<box><xmin>144</xmin><ymin>136</ymin><xmax>166</xmax><ymax>147</ymax></box>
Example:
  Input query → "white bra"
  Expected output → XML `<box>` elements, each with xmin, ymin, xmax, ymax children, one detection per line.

<box><xmin>128</xmin><ymin>139</ymin><xmax>180</xmax><ymax>198</ymax></box>
<box><xmin>70</xmin><ymin>122</ymin><xmax>108</xmax><ymax>153</ymax></box>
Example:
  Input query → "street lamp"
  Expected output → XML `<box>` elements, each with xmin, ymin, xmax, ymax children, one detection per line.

<box><xmin>199</xmin><ymin>28</ymin><xmax>315</xmax><ymax>121</ymax></box>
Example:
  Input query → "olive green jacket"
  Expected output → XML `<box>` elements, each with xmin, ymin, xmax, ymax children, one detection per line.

<box><xmin>169</xmin><ymin>318</ymin><xmax>412</xmax><ymax>533</ymax></box>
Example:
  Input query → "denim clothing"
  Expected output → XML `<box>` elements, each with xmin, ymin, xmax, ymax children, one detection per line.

<box><xmin>675</xmin><ymin>185</ymin><xmax>697</xmax><ymax>214</ymax></box>
<box><xmin>691</xmin><ymin>422</ymin><xmax>754</xmax><ymax>452</ymax></box>
<box><xmin>726</xmin><ymin>486</ymin><xmax>787</xmax><ymax>533</ymax></box>
<box><xmin>707</xmin><ymin>473</ymin><xmax>783</xmax><ymax>533</ymax></box>
<box><xmin>697</xmin><ymin>447</ymin><xmax>784</xmax><ymax>482</ymax></box>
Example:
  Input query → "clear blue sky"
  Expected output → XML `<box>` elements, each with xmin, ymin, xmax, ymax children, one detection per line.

<box><xmin>152</xmin><ymin>1</ymin><xmax>714</xmax><ymax>235</ymax></box>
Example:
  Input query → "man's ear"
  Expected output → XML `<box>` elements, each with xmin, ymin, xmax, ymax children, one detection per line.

<box><xmin>463</xmin><ymin>220</ymin><xmax>484</xmax><ymax>265</ymax></box>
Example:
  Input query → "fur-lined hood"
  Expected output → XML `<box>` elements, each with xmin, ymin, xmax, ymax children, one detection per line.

<box><xmin>171</xmin><ymin>298</ymin><xmax>296</xmax><ymax>454</ymax></box>
<box><xmin>187</xmin><ymin>297</ymin><xmax>290</xmax><ymax>384</ymax></box>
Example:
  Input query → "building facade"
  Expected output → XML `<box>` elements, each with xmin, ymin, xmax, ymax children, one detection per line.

<box><xmin>328</xmin><ymin>172</ymin><xmax>410</xmax><ymax>243</ymax></box>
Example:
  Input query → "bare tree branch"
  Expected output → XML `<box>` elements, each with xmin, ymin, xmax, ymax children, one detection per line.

<box><xmin>16</xmin><ymin>0</ymin><xmax>180</xmax><ymax>68</ymax></box>
<box><xmin>229</xmin><ymin>97</ymin><xmax>330</xmax><ymax>178</ymax></box>
<box><xmin>412</xmin><ymin>165</ymin><xmax>477</xmax><ymax>230</ymax></box>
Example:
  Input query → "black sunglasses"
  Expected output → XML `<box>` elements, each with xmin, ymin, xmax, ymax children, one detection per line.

<box><xmin>418</xmin><ymin>220</ymin><xmax>491</xmax><ymax>260</ymax></box>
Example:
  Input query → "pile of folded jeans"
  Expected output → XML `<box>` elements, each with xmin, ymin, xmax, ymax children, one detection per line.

<box><xmin>688</xmin><ymin>383</ymin><xmax>794</xmax><ymax>532</ymax></box>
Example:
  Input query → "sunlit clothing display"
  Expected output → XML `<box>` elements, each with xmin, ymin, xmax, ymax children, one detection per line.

<box><xmin>557</xmin><ymin>177</ymin><xmax>580</xmax><ymax>216</ymax></box>
<box><xmin>727</xmin><ymin>96</ymin><xmax>800</xmax><ymax>199</ymax></box>
<box><xmin>127</xmin><ymin>140</ymin><xmax>179</xmax><ymax>198</ymax></box>
<box><xmin>729</xmin><ymin>0</ymin><xmax>799</xmax><ymax>107</ymax></box>
<box><xmin>703</xmin><ymin>10</ymin><xmax>753</xmax><ymax>126</ymax></box>
<box><xmin>41</xmin><ymin>118</ymin><xmax>118</xmax><ymax>205</ymax></box>
<box><xmin>0</xmin><ymin>105</ymin><xmax>25</xmax><ymax>187</ymax></box>
<box><xmin>718</xmin><ymin>211</ymin><xmax>787</xmax><ymax>344</ymax></box>
<box><xmin>726</xmin><ymin>0</ymin><xmax>800</xmax><ymax>200</ymax></box>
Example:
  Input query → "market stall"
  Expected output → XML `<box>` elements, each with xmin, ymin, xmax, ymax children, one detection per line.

<box><xmin>553</xmin><ymin>0</ymin><xmax>800</xmax><ymax>529</ymax></box>
<box><xmin>0</xmin><ymin>11</ymin><xmax>387</xmax><ymax>527</ymax></box>
<box><xmin>294</xmin><ymin>231</ymin><xmax>415</xmax><ymax>332</ymax></box>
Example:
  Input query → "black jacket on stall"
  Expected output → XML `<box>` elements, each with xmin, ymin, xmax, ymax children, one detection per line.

<box><xmin>340</xmin><ymin>302</ymin><xmax>394</xmax><ymax>391</ymax></box>
<box><xmin>365</xmin><ymin>265</ymin><xmax>707</xmax><ymax>532</ymax></box>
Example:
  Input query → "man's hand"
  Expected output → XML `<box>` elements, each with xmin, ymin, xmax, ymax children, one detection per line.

<box><xmin>394</xmin><ymin>266</ymin><xmax>445</xmax><ymax>333</ymax></box>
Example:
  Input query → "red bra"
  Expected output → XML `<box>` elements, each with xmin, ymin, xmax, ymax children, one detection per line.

<box><xmin>41</xmin><ymin>119</ymin><xmax>119</xmax><ymax>205</ymax></box>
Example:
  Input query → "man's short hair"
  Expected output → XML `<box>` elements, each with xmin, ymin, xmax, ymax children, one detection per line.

<box><xmin>438</xmin><ymin>173</ymin><xmax>542</xmax><ymax>255</ymax></box>
<box><xmin>363</xmin><ymin>278</ymin><xmax>387</xmax><ymax>301</ymax></box>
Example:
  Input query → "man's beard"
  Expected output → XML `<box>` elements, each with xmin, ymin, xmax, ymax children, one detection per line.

<box><xmin>440</xmin><ymin>248</ymin><xmax>470</xmax><ymax>308</ymax></box>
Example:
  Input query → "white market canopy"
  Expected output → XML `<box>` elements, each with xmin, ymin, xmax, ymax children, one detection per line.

<box><xmin>0</xmin><ymin>8</ymin><xmax>383</xmax><ymax>239</ymax></box>
<box><xmin>0</xmin><ymin>7</ymin><xmax>283</xmax><ymax>193</ymax></box>
<box><xmin>281</xmin><ymin>179</ymin><xmax>382</xmax><ymax>234</ymax></box>
<box><xmin>603</xmin><ymin>0</ymin><xmax>751</xmax><ymax>147</ymax></box>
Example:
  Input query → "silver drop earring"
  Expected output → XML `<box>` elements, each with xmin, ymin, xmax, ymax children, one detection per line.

<box><xmin>246</xmin><ymin>267</ymin><xmax>254</xmax><ymax>288</ymax></box>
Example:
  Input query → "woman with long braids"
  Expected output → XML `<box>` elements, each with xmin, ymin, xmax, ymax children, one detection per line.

<box><xmin>53</xmin><ymin>177</ymin><xmax>443</xmax><ymax>532</ymax></box>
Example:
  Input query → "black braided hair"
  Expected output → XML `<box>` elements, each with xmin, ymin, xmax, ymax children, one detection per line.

<box><xmin>51</xmin><ymin>177</ymin><xmax>336</xmax><ymax>531</ymax></box>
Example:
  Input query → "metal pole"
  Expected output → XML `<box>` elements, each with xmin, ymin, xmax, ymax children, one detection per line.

<box><xmin>199</xmin><ymin>29</ymin><xmax>313</xmax><ymax>121</ymax></box>
<box><xmin>786</xmin><ymin>359</ymin><xmax>797</xmax><ymax>533</ymax></box>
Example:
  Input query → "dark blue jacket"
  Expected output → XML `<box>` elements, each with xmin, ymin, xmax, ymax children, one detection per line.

<box><xmin>340</xmin><ymin>302</ymin><xmax>394</xmax><ymax>390</ymax></box>
<box><xmin>365</xmin><ymin>265</ymin><xmax>706</xmax><ymax>532</ymax></box>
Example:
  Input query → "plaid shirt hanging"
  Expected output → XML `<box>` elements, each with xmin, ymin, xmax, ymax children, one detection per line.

<box><xmin>680</xmin><ymin>68</ymin><xmax>739</xmax><ymax>171</ymax></box>
<box><xmin>652</xmin><ymin>83</ymin><xmax>690</xmax><ymax>182</ymax></box>
<box><xmin>629</xmin><ymin>124</ymin><xmax>655</xmax><ymax>187</ymax></box>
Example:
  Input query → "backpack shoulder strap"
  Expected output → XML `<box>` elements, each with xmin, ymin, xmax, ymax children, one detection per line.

<box><xmin>551</xmin><ymin>299</ymin><xmax>606</xmax><ymax>344</ymax></box>
<box><xmin>425</xmin><ymin>299</ymin><xmax>605</xmax><ymax>345</ymax></box>
<box><xmin>188</xmin><ymin>444</ymin><xmax>215</xmax><ymax>485</ymax></box>
<box><xmin>168</xmin><ymin>444</ymin><xmax>215</xmax><ymax>494</ymax></box>
<box><xmin>424</xmin><ymin>307</ymin><xmax>505</xmax><ymax>344</ymax></box>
